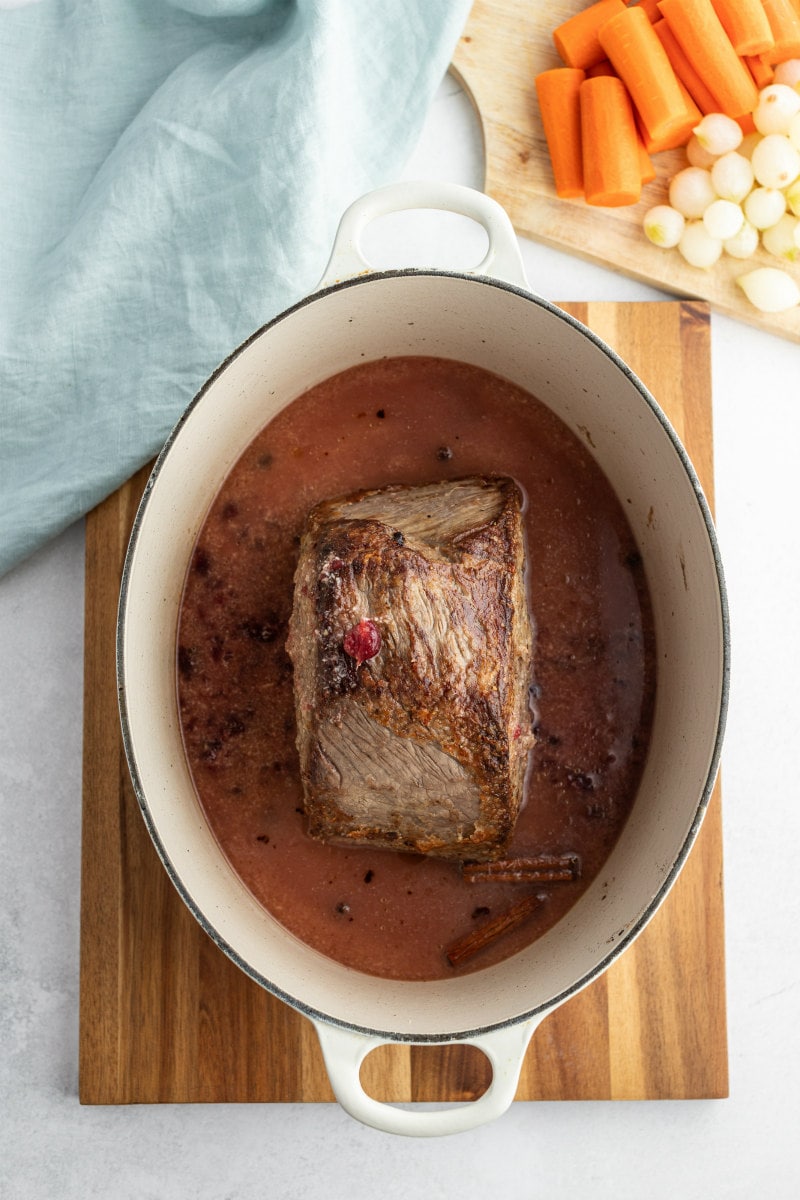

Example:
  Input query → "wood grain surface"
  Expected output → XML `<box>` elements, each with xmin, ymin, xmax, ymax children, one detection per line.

<box><xmin>452</xmin><ymin>0</ymin><xmax>800</xmax><ymax>343</ymax></box>
<box><xmin>79</xmin><ymin>301</ymin><xmax>728</xmax><ymax>1105</ymax></box>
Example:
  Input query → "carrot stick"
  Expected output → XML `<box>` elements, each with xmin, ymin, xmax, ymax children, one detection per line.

<box><xmin>709</xmin><ymin>0</ymin><xmax>775</xmax><ymax>55</ymax></box>
<box><xmin>630</xmin><ymin>0</ymin><xmax>662</xmax><ymax>20</ymax></box>
<box><xmin>580</xmin><ymin>75</ymin><xmax>642</xmax><ymax>205</ymax></box>
<box><xmin>638</xmin><ymin>134</ymin><xmax>657</xmax><ymax>183</ymax></box>
<box><xmin>654</xmin><ymin>17</ymin><xmax>723</xmax><ymax>113</ymax></box>
<box><xmin>586</xmin><ymin>58</ymin><xmax>617</xmax><ymax>77</ymax></box>
<box><xmin>535</xmin><ymin>68</ymin><xmax>586</xmax><ymax>199</ymax></box>
<box><xmin>598</xmin><ymin>6</ymin><xmax>691</xmax><ymax>143</ymax></box>
<box><xmin>657</xmin><ymin>0</ymin><xmax>760</xmax><ymax>117</ymax></box>
<box><xmin>744</xmin><ymin>51</ymin><xmax>775</xmax><ymax>85</ymax></box>
<box><xmin>637</xmin><ymin>76</ymin><xmax>702</xmax><ymax>151</ymax></box>
<box><xmin>761</xmin><ymin>0</ymin><xmax>800</xmax><ymax>62</ymax></box>
<box><xmin>553</xmin><ymin>0</ymin><xmax>627</xmax><ymax>69</ymax></box>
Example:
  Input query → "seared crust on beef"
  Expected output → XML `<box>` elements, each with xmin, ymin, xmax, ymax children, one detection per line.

<box><xmin>286</xmin><ymin>476</ymin><xmax>535</xmax><ymax>861</ymax></box>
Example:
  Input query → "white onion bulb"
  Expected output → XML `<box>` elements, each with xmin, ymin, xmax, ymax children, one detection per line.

<box><xmin>786</xmin><ymin>178</ymin><xmax>800</xmax><ymax>217</ymax></box>
<box><xmin>761</xmin><ymin>213</ymin><xmax>800</xmax><ymax>260</ymax></box>
<box><xmin>711</xmin><ymin>151</ymin><xmax>755</xmax><ymax>202</ymax></box>
<box><xmin>751</xmin><ymin>134</ymin><xmax>800</xmax><ymax>188</ymax></box>
<box><xmin>736</xmin><ymin>267</ymin><xmax>800</xmax><ymax>312</ymax></box>
<box><xmin>723</xmin><ymin>220</ymin><xmax>760</xmax><ymax>259</ymax></box>
<box><xmin>773</xmin><ymin>59</ymin><xmax>800</xmax><ymax>89</ymax></box>
<box><xmin>686</xmin><ymin>135</ymin><xmax>719</xmax><ymax>169</ymax></box>
<box><xmin>703</xmin><ymin>198</ymin><xmax>744</xmax><ymax>239</ymax></box>
<box><xmin>753</xmin><ymin>84</ymin><xmax>800</xmax><ymax>135</ymax></box>
<box><xmin>693</xmin><ymin>113</ymin><xmax>743</xmax><ymax>155</ymax></box>
<box><xmin>643</xmin><ymin>204</ymin><xmax>686</xmax><ymax>248</ymax></box>
<box><xmin>790</xmin><ymin>111</ymin><xmax>800</xmax><ymax>152</ymax></box>
<box><xmin>678</xmin><ymin>221</ymin><xmax>723</xmax><ymax>268</ymax></box>
<box><xmin>669</xmin><ymin>167</ymin><xmax>717</xmax><ymax>218</ymax></box>
<box><xmin>743</xmin><ymin>186</ymin><xmax>787</xmax><ymax>229</ymax></box>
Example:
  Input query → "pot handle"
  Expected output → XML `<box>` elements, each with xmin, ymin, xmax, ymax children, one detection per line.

<box><xmin>313</xmin><ymin>1016</ymin><xmax>543</xmax><ymax>1138</ymax></box>
<box><xmin>317</xmin><ymin>180</ymin><xmax>529</xmax><ymax>290</ymax></box>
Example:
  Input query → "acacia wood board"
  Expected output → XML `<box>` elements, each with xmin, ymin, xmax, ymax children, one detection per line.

<box><xmin>452</xmin><ymin>0</ymin><xmax>800</xmax><ymax>343</ymax></box>
<box><xmin>79</xmin><ymin>300</ymin><xmax>728</xmax><ymax>1105</ymax></box>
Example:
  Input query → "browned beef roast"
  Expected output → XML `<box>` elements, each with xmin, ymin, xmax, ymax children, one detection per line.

<box><xmin>286</xmin><ymin>476</ymin><xmax>535</xmax><ymax>861</ymax></box>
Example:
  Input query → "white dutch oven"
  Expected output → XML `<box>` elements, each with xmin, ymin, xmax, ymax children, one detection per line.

<box><xmin>118</xmin><ymin>182</ymin><xmax>729</xmax><ymax>1137</ymax></box>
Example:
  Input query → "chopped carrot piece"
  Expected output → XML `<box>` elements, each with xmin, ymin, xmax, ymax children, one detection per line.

<box><xmin>637</xmin><ymin>76</ymin><xmax>702</xmax><ymax>151</ymax></box>
<box><xmin>744</xmin><ymin>52</ymin><xmax>776</xmax><ymax>86</ymax></box>
<box><xmin>709</xmin><ymin>0</ymin><xmax>775</xmax><ymax>55</ymax></box>
<box><xmin>761</xmin><ymin>0</ymin><xmax>800</xmax><ymax>62</ymax></box>
<box><xmin>637</xmin><ymin>135</ymin><xmax>657</xmax><ymax>184</ymax></box>
<box><xmin>553</xmin><ymin>0</ymin><xmax>628</xmax><ymax>69</ymax></box>
<box><xmin>657</xmin><ymin>0</ymin><xmax>760</xmax><ymax>117</ymax></box>
<box><xmin>535</xmin><ymin>68</ymin><xmax>586</xmax><ymax>199</ymax></box>
<box><xmin>586</xmin><ymin>58</ymin><xmax>617</xmax><ymax>77</ymax></box>
<box><xmin>580</xmin><ymin>75</ymin><xmax>642</xmax><ymax>206</ymax></box>
<box><xmin>654</xmin><ymin>17</ymin><xmax>723</xmax><ymax>113</ymax></box>
<box><xmin>629</xmin><ymin>0</ymin><xmax>662</xmax><ymax>20</ymax></box>
<box><xmin>599</xmin><ymin>6</ymin><xmax>691</xmax><ymax>143</ymax></box>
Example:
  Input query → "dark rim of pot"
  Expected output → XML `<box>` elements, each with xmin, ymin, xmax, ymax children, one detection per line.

<box><xmin>117</xmin><ymin>268</ymin><xmax>731</xmax><ymax>1044</ymax></box>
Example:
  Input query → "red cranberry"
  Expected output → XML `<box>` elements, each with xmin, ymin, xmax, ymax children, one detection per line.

<box><xmin>343</xmin><ymin>619</ymin><xmax>382</xmax><ymax>664</ymax></box>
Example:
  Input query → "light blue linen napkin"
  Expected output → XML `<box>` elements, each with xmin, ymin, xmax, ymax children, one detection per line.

<box><xmin>0</xmin><ymin>0</ymin><xmax>472</xmax><ymax>577</ymax></box>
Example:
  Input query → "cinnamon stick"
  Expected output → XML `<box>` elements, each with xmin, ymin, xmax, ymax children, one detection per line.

<box><xmin>445</xmin><ymin>893</ymin><xmax>544</xmax><ymax>968</ymax></box>
<box><xmin>462</xmin><ymin>853</ymin><xmax>580</xmax><ymax>885</ymax></box>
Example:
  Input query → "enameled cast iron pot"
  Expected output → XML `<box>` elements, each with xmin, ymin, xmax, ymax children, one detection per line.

<box><xmin>118</xmin><ymin>182</ymin><xmax>729</xmax><ymax>1137</ymax></box>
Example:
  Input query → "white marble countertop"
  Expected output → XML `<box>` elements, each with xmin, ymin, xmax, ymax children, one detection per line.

<box><xmin>2</xmin><ymin>74</ymin><xmax>798</xmax><ymax>1198</ymax></box>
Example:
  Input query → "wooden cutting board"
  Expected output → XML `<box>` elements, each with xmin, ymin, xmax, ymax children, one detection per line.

<box><xmin>79</xmin><ymin>300</ymin><xmax>728</xmax><ymax>1105</ymax></box>
<box><xmin>452</xmin><ymin>0</ymin><xmax>800</xmax><ymax>343</ymax></box>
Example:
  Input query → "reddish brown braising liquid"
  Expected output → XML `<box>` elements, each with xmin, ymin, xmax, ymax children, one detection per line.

<box><xmin>177</xmin><ymin>357</ymin><xmax>655</xmax><ymax>980</ymax></box>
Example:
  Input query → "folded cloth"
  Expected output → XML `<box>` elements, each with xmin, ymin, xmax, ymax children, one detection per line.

<box><xmin>0</xmin><ymin>0</ymin><xmax>471</xmax><ymax>577</ymax></box>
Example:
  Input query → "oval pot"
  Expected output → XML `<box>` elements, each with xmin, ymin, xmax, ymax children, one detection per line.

<box><xmin>118</xmin><ymin>181</ymin><xmax>729</xmax><ymax>1137</ymax></box>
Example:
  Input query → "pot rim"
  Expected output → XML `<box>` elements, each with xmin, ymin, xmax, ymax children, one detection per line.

<box><xmin>117</xmin><ymin>266</ymin><xmax>730</xmax><ymax>1043</ymax></box>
